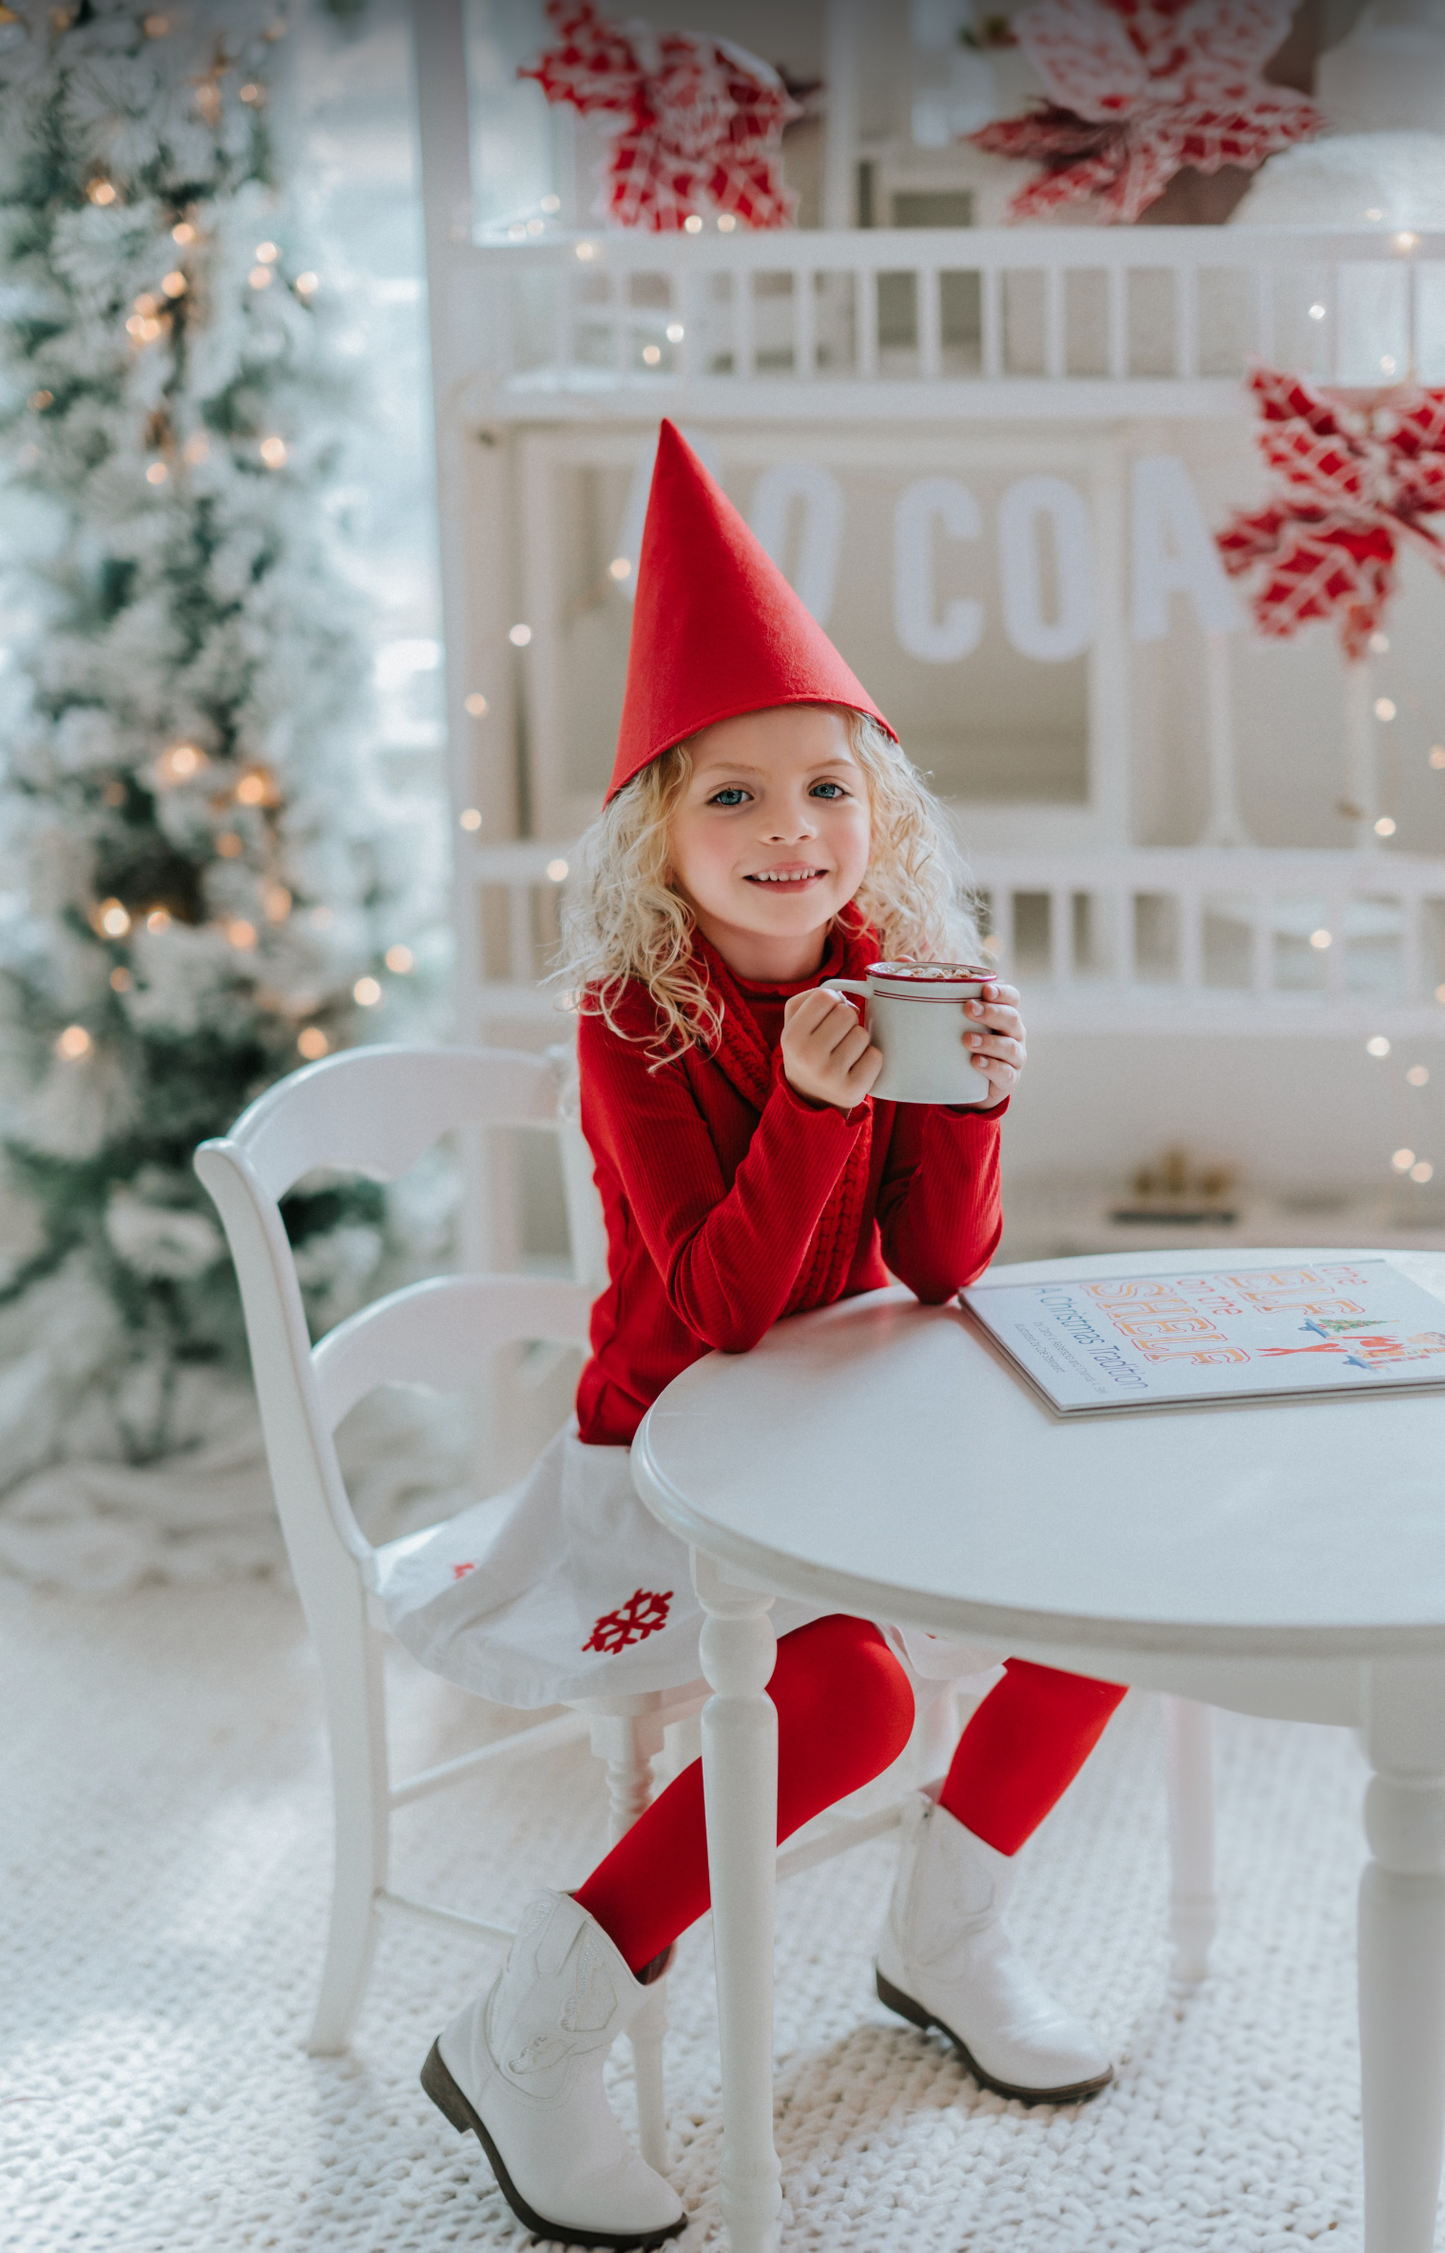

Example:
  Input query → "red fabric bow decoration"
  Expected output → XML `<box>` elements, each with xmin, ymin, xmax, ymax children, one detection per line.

<box><xmin>1216</xmin><ymin>366</ymin><xmax>1445</xmax><ymax>662</ymax></box>
<box><xmin>971</xmin><ymin>0</ymin><xmax>1324</xmax><ymax>225</ymax></box>
<box><xmin>520</xmin><ymin>0</ymin><xmax>799</xmax><ymax>233</ymax></box>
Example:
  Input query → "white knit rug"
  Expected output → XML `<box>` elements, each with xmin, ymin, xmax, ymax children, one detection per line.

<box><xmin>1</xmin><ymin>1577</ymin><xmax>1396</xmax><ymax>2251</ymax></box>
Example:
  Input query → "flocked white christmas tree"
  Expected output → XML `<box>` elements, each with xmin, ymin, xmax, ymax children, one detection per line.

<box><xmin>0</xmin><ymin>0</ymin><xmax>442</xmax><ymax>1586</ymax></box>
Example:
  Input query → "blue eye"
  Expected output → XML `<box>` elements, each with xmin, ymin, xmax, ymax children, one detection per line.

<box><xmin>810</xmin><ymin>781</ymin><xmax>846</xmax><ymax>799</ymax></box>
<box><xmin>709</xmin><ymin>786</ymin><xmax>749</xmax><ymax>807</ymax></box>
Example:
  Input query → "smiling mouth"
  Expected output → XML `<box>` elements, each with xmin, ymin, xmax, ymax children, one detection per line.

<box><xmin>744</xmin><ymin>869</ymin><xmax>829</xmax><ymax>885</ymax></box>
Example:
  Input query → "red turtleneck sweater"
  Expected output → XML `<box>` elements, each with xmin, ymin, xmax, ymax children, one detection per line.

<box><xmin>574</xmin><ymin>933</ymin><xmax>1005</xmax><ymax>1447</ymax></box>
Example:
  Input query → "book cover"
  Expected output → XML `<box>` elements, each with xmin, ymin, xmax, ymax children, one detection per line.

<box><xmin>960</xmin><ymin>1260</ymin><xmax>1445</xmax><ymax>1415</ymax></box>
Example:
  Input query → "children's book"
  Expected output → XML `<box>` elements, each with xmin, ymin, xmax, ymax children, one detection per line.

<box><xmin>959</xmin><ymin>1259</ymin><xmax>1445</xmax><ymax>1414</ymax></box>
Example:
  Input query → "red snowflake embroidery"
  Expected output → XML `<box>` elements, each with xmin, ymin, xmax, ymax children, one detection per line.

<box><xmin>452</xmin><ymin>1561</ymin><xmax>477</xmax><ymax>1580</ymax></box>
<box><xmin>583</xmin><ymin>1588</ymin><xmax>674</xmax><ymax>1654</ymax></box>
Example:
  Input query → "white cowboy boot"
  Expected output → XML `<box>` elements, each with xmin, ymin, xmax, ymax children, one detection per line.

<box><xmin>876</xmin><ymin>1788</ymin><xmax>1113</xmax><ymax>2103</ymax></box>
<box><xmin>422</xmin><ymin>1890</ymin><xmax>685</xmax><ymax>2249</ymax></box>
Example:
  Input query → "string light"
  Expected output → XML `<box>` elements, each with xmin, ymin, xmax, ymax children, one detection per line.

<box><xmin>259</xmin><ymin>436</ymin><xmax>288</xmax><ymax>468</ymax></box>
<box><xmin>575</xmin><ymin>242</ymin><xmax>596</xmax><ymax>261</ymax></box>
<box><xmin>642</xmin><ymin>344</ymin><xmax>661</xmax><ymax>365</ymax></box>
<box><xmin>87</xmin><ymin>178</ymin><xmax>117</xmax><ymax>207</ymax></box>
<box><xmin>1408</xmin><ymin>1066</ymin><xmax>1430</xmax><ymax>1086</ymax></box>
<box><xmin>508</xmin><ymin>623</ymin><xmax>532</xmax><ymax>646</ymax></box>
<box><xmin>156</xmin><ymin>742</ymin><xmax>206</xmax><ymax>785</ymax></box>
<box><xmin>353</xmin><ymin>976</ymin><xmax>382</xmax><ymax>1006</ymax></box>
<box><xmin>235</xmin><ymin>766</ymin><xmax>276</xmax><ymax>806</ymax></box>
<box><xmin>55</xmin><ymin>1025</ymin><xmax>91</xmax><ymax>1060</ymax></box>
<box><xmin>134</xmin><ymin>293</ymin><xmax>160</xmax><ymax>317</ymax></box>
<box><xmin>1309</xmin><ymin>927</ymin><xmax>1332</xmax><ymax>949</ymax></box>
<box><xmin>1414</xmin><ymin>1161</ymin><xmax>1435</xmax><ymax>1183</ymax></box>
<box><xmin>29</xmin><ymin>390</ymin><xmax>53</xmax><ymax>411</ymax></box>
<box><xmin>297</xmin><ymin>1027</ymin><xmax>329</xmax><ymax>1059</ymax></box>
<box><xmin>183</xmin><ymin>434</ymin><xmax>210</xmax><ymax>465</ymax></box>
<box><xmin>249</xmin><ymin>265</ymin><xmax>274</xmax><ymax>290</ymax></box>
<box><xmin>143</xmin><ymin>12</ymin><xmax>169</xmax><ymax>32</ymax></box>
<box><xmin>225</xmin><ymin>919</ymin><xmax>257</xmax><ymax>950</ymax></box>
<box><xmin>145</xmin><ymin>461</ymin><xmax>168</xmax><ymax>485</ymax></box>
<box><xmin>1393</xmin><ymin>1148</ymin><xmax>1415</xmax><ymax>1171</ymax></box>
<box><xmin>608</xmin><ymin>557</ymin><xmax>631</xmax><ymax>581</ymax></box>
<box><xmin>239</xmin><ymin>82</ymin><xmax>262</xmax><ymax>104</ymax></box>
<box><xmin>1308</xmin><ymin>303</ymin><xmax>1326</xmax><ymax>321</ymax></box>
<box><xmin>161</xmin><ymin>270</ymin><xmax>187</xmax><ymax>298</ymax></box>
<box><xmin>541</xmin><ymin>195</ymin><xmax>561</xmax><ymax>214</ymax></box>
<box><xmin>1431</xmin><ymin>747</ymin><xmax>1445</xmax><ymax>770</ymax></box>
<box><xmin>1381</xmin><ymin>356</ymin><xmax>1397</xmax><ymax>376</ymax></box>
<box><xmin>146</xmin><ymin>908</ymin><xmax>171</xmax><ymax>933</ymax></box>
<box><xmin>464</xmin><ymin>691</ymin><xmax>489</xmax><ymax>716</ymax></box>
<box><xmin>102</xmin><ymin>780</ymin><xmax>126</xmax><ymax>807</ymax></box>
<box><xmin>263</xmin><ymin>885</ymin><xmax>292</xmax><ymax>923</ymax></box>
<box><xmin>546</xmin><ymin>858</ymin><xmax>569</xmax><ymax>882</ymax></box>
<box><xmin>255</xmin><ymin>241</ymin><xmax>279</xmax><ymax>263</ymax></box>
<box><xmin>717</xmin><ymin>214</ymin><xmax>737</xmax><ymax>232</ymax></box>
<box><xmin>215</xmin><ymin>832</ymin><xmax>242</xmax><ymax>858</ymax></box>
<box><xmin>1370</xmin><ymin>632</ymin><xmax>1390</xmax><ymax>654</ymax></box>
<box><xmin>97</xmin><ymin>899</ymin><xmax>130</xmax><ymax>938</ymax></box>
<box><xmin>295</xmin><ymin>272</ymin><xmax>319</xmax><ymax>297</ymax></box>
<box><xmin>1396</xmin><ymin>231</ymin><xmax>1419</xmax><ymax>252</ymax></box>
<box><xmin>1375</xmin><ymin>816</ymin><xmax>1397</xmax><ymax>837</ymax></box>
<box><xmin>172</xmin><ymin>221</ymin><xmax>196</xmax><ymax>244</ymax></box>
<box><xmin>1375</xmin><ymin>697</ymin><xmax>1397</xmax><ymax>721</ymax></box>
<box><xmin>458</xmin><ymin>807</ymin><xmax>482</xmax><ymax>832</ymax></box>
<box><xmin>1367</xmin><ymin>1035</ymin><xmax>1391</xmax><ymax>1056</ymax></box>
<box><xmin>666</xmin><ymin>322</ymin><xmax>684</xmax><ymax>342</ymax></box>
<box><xmin>384</xmin><ymin>944</ymin><xmax>414</xmax><ymax>974</ymax></box>
<box><xmin>110</xmin><ymin>967</ymin><xmax>133</xmax><ymax>993</ymax></box>
<box><xmin>683</xmin><ymin>215</ymin><xmax>703</xmax><ymax>234</ymax></box>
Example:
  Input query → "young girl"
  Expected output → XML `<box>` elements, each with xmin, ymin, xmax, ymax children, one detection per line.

<box><xmin>394</xmin><ymin>424</ymin><xmax>1124</xmax><ymax>2250</ymax></box>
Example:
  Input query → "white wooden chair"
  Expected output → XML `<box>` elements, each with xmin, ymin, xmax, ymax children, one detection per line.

<box><xmin>194</xmin><ymin>1042</ymin><xmax>707</xmax><ymax>2168</ymax></box>
<box><xmin>196</xmin><ymin>1040</ymin><xmax>1219</xmax><ymax>2177</ymax></box>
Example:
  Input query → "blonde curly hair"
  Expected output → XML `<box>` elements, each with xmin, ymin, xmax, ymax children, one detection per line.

<box><xmin>555</xmin><ymin>708</ymin><xmax>979</xmax><ymax>1059</ymax></box>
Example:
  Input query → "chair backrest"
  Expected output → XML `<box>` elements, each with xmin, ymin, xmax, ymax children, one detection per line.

<box><xmin>195</xmin><ymin>1045</ymin><xmax>594</xmax><ymax>1623</ymax></box>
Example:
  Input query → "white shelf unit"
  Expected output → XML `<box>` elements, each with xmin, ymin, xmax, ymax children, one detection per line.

<box><xmin>463</xmin><ymin>841</ymin><xmax>1445</xmax><ymax>1046</ymax></box>
<box><xmin>466</xmin><ymin>223</ymin><xmax>1445</xmax><ymax>421</ymax></box>
<box><xmin>408</xmin><ymin>0</ymin><xmax>1445</xmax><ymax>1220</ymax></box>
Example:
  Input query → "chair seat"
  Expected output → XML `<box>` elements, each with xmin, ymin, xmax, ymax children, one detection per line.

<box><xmin>365</xmin><ymin>1484</ymin><xmax>524</xmax><ymax>1604</ymax></box>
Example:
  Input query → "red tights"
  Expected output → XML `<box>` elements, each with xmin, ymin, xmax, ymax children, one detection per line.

<box><xmin>575</xmin><ymin>1614</ymin><xmax>1124</xmax><ymax>1976</ymax></box>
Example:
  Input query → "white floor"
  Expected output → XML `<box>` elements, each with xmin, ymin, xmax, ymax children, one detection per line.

<box><xmin>2</xmin><ymin>1575</ymin><xmax>1393</xmax><ymax>2251</ymax></box>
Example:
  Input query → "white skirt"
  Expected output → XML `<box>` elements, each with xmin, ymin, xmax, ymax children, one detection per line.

<box><xmin>377</xmin><ymin>1423</ymin><xmax>1006</xmax><ymax>1712</ymax></box>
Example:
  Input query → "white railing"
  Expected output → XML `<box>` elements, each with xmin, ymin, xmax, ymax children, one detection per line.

<box><xmin>469</xmin><ymin>226</ymin><xmax>1445</xmax><ymax>414</ymax></box>
<box><xmin>464</xmin><ymin>842</ymin><xmax>1445</xmax><ymax>1039</ymax></box>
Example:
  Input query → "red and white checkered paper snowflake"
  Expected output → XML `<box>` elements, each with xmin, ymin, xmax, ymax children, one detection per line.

<box><xmin>1216</xmin><ymin>366</ymin><xmax>1445</xmax><ymax>662</ymax></box>
<box><xmin>583</xmin><ymin>1587</ymin><xmax>674</xmax><ymax>1654</ymax></box>
<box><xmin>971</xmin><ymin>0</ymin><xmax>1324</xmax><ymax>225</ymax></box>
<box><xmin>520</xmin><ymin>0</ymin><xmax>798</xmax><ymax>233</ymax></box>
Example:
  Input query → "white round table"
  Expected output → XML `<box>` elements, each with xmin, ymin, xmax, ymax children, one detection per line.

<box><xmin>633</xmin><ymin>1252</ymin><xmax>1445</xmax><ymax>2253</ymax></box>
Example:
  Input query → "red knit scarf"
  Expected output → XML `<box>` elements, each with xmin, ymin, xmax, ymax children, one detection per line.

<box><xmin>694</xmin><ymin>907</ymin><xmax>878</xmax><ymax>1316</ymax></box>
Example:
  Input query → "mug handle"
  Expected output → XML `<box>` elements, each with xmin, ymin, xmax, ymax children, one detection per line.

<box><xmin>821</xmin><ymin>978</ymin><xmax>869</xmax><ymax>1011</ymax></box>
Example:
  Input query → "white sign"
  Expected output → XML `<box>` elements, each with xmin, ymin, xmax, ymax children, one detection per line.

<box><xmin>615</xmin><ymin>447</ymin><xmax>1237</xmax><ymax>655</ymax></box>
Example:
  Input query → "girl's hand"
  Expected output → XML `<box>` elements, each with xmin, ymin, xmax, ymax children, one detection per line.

<box><xmin>781</xmin><ymin>988</ymin><xmax>882</xmax><ymax>1112</ymax></box>
<box><xmin>964</xmin><ymin>981</ymin><xmax>1026</xmax><ymax>1108</ymax></box>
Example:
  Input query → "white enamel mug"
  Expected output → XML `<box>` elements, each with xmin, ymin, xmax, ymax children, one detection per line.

<box><xmin>821</xmin><ymin>960</ymin><xmax>995</xmax><ymax>1106</ymax></box>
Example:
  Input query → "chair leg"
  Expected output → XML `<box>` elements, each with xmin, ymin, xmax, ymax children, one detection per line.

<box><xmin>913</xmin><ymin>1683</ymin><xmax>959</xmax><ymax>1783</ymax></box>
<box><xmin>1162</xmin><ymin>1694</ymin><xmax>1217</xmax><ymax>1984</ymax></box>
<box><xmin>587</xmin><ymin>1704</ymin><xmax>670</xmax><ymax>2170</ymax></box>
<box><xmin>308</xmin><ymin>1599</ymin><xmax>392</xmax><ymax>2055</ymax></box>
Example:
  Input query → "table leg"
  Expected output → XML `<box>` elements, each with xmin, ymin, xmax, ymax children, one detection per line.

<box><xmin>695</xmin><ymin>1549</ymin><xmax>781</xmax><ymax>2253</ymax></box>
<box><xmin>1161</xmin><ymin>1696</ymin><xmax>1216</xmax><ymax>1983</ymax></box>
<box><xmin>1360</xmin><ymin>1660</ymin><xmax>1445</xmax><ymax>2253</ymax></box>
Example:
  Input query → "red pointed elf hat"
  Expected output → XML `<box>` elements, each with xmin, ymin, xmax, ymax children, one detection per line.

<box><xmin>608</xmin><ymin>421</ymin><xmax>894</xmax><ymax>801</ymax></box>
